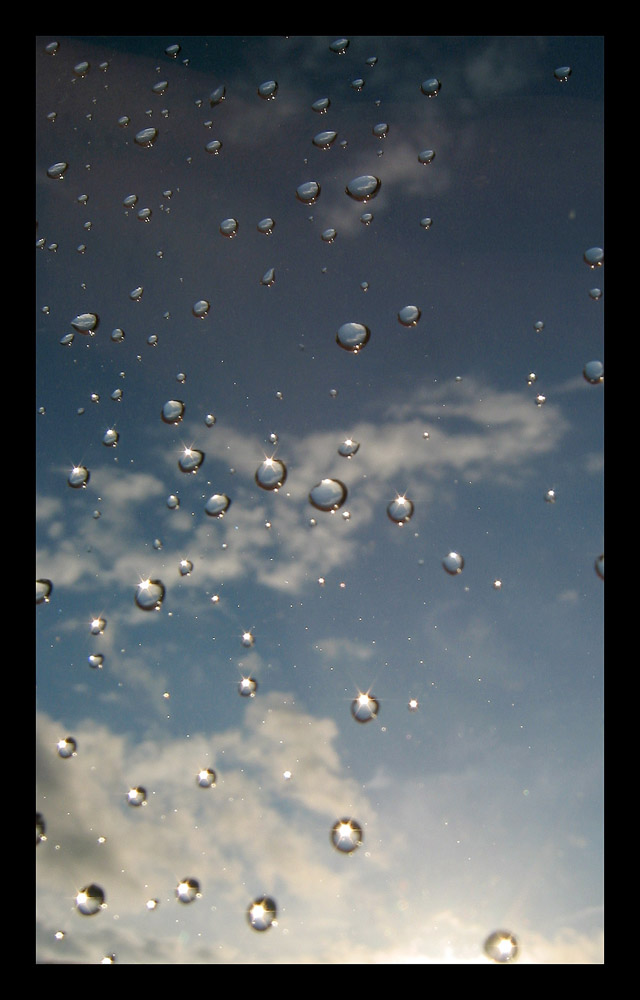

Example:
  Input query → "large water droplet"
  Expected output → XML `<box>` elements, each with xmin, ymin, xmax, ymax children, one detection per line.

<box><xmin>329</xmin><ymin>38</ymin><xmax>349</xmax><ymax>54</ymax></box>
<box><xmin>331</xmin><ymin>818</ymin><xmax>363</xmax><ymax>853</ymax></box>
<box><xmin>68</xmin><ymin>465</ymin><xmax>90</xmax><ymax>489</ymax></box>
<box><xmin>205</xmin><ymin>493</ymin><xmax>231</xmax><ymax>517</ymax></box>
<box><xmin>36</xmin><ymin>579</ymin><xmax>53</xmax><ymax>605</ymax></box>
<box><xmin>47</xmin><ymin>161</ymin><xmax>68</xmax><ymax>180</ymax></box>
<box><xmin>418</xmin><ymin>149</ymin><xmax>436</xmax><ymax>165</ymax></box>
<box><xmin>296</xmin><ymin>181</ymin><xmax>321</xmax><ymax>205</ymax></box>
<box><xmin>311</xmin><ymin>97</ymin><xmax>330</xmax><ymax>113</ymax></box>
<box><xmin>193</xmin><ymin>300</ymin><xmax>210</xmax><ymax>318</ymax></box>
<box><xmin>338</xmin><ymin>438</ymin><xmax>360</xmax><ymax>458</ymax></box>
<box><xmin>345</xmin><ymin>175</ymin><xmax>381</xmax><ymax>202</ymax></box>
<box><xmin>484</xmin><ymin>930</ymin><xmax>519</xmax><ymax>963</ymax></box>
<box><xmin>135</xmin><ymin>579</ymin><xmax>165</xmax><ymax>611</ymax></box>
<box><xmin>312</xmin><ymin>130</ymin><xmax>338</xmax><ymax>149</ymax></box>
<box><xmin>350</xmin><ymin>691</ymin><xmax>379</xmax><ymax>723</ymax></box>
<box><xmin>309</xmin><ymin>479</ymin><xmax>348</xmax><ymax>511</ymax></box>
<box><xmin>209</xmin><ymin>85</ymin><xmax>226</xmax><ymax>106</ymax></box>
<box><xmin>584</xmin><ymin>246</ymin><xmax>604</xmax><ymax>268</ymax></box>
<box><xmin>257</xmin><ymin>80</ymin><xmax>278</xmax><ymax>100</ymax></box>
<box><xmin>196</xmin><ymin>768</ymin><xmax>216</xmax><ymax>788</ymax></box>
<box><xmin>162</xmin><ymin>399</ymin><xmax>185</xmax><ymax>425</ymax></box>
<box><xmin>336</xmin><ymin>321</ymin><xmax>370</xmax><ymax>353</ymax></box>
<box><xmin>257</xmin><ymin>217</ymin><xmax>275</xmax><ymax>234</ymax></box>
<box><xmin>397</xmin><ymin>305</ymin><xmax>421</xmax><ymax>327</ymax></box>
<box><xmin>583</xmin><ymin>360</ymin><xmax>604</xmax><ymax>384</ymax></box>
<box><xmin>57</xmin><ymin>736</ymin><xmax>77</xmax><ymax>758</ymax></box>
<box><xmin>255</xmin><ymin>458</ymin><xmax>287</xmax><ymax>491</ymax></box>
<box><xmin>247</xmin><ymin>896</ymin><xmax>277</xmax><ymax>931</ymax></box>
<box><xmin>126</xmin><ymin>786</ymin><xmax>147</xmax><ymax>806</ymax></box>
<box><xmin>220</xmin><ymin>217</ymin><xmax>239</xmax><ymax>238</ymax></box>
<box><xmin>71</xmin><ymin>312</ymin><xmax>99</xmax><ymax>335</ymax></box>
<box><xmin>239</xmin><ymin>676</ymin><xmax>258</xmax><ymax>697</ymax></box>
<box><xmin>387</xmin><ymin>495</ymin><xmax>414</xmax><ymax>524</ymax></box>
<box><xmin>442</xmin><ymin>552</ymin><xmax>464</xmax><ymax>575</ymax></box>
<box><xmin>75</xmin><ymin>884</ymin><xmax>105</xmax><ymax>916</ymax></box>
<box><xmin>178</xmin><ymin>447</ymin><xmax>204</xmax><ymax>474</ymax></box>
<box><xmin>134</xmin><ymin>127</ymin><xmax>158</xmax><ymax>148</ymax></box>
<box><xmin>421</xmin><ymin>77</ymin><xmax>442</xmax><ymax>97</ymax></box>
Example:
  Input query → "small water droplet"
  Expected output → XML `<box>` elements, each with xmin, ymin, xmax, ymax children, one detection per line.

<box><xmin>196</xmin><ymin>768</ymin><xmax>216</xmax><ymax>788</ymax></box>
<box><xmin>165</xmin><ymin>43</ymin><xmax>181</xmax><ymax>58</ymax></box>
<box><xmin>257</xmin><ymin>217</ymin><xmax>275</xmax><ymax>234</ymax></box>
<box><xmin>162</xmin><ymin>399</ymin><xmax>185</xmax><ymax>424</ymax></box>
<box><xmin>418</xmin><ymin>149</ymin><xmax>436</xmax><ymax>165</ymax></box>
<box><xmin>360</xmin><ymin>212</ymin><xmax>374</xmax><ymax>226</ymax></box>
<box><xmin>408</xmin><ymin>698</ymin><xmax>419</xmax><ymax>712</ymax></box>
<box><xmin>73</xmin><ymin>61</ymin><xmax>90</xmax><ymax>78</ymax></box>
<box><xmin>421</xmin><ymin>78</ymin><xmax>441</xmax><ymax>97</ymax></box>
<box><xmin>398</xmin><ymin>305</ymin><xmax>421</xmax><ymax>327</ymax></box>
<box><xmin>247</xmin><ymin>896</ymin><xmax>277</xmax><ymax>931</ymax></box>
<box><xmin>351</xmin><ymin>691</ymin><xmax>379</xmax><ymax>723</ymax></box>
<box><xmin>176</xmin><ymin>878</ymin><xmax>200</xmax><ymax>904</ymax></box>
<box><xmin>296</xmin><ymin>181</ymin><xmax>321</xmax><ymax>205</ymax></box>
<box><xmin>152</xmin><ymin>80</ymin><xmax>168</xmax><ymax>95</ymax></box>
<box><xmin>535</xmin><ymin>393</ymin><xmax>546</xmax><ymax>406</ymax></box>
<box><xmin>57</xmin><ymin>736</ymin><xmax>77</xmax><ymax>759</ymax></box>
<box><xmin>68</xmin><ymin>465</ymin><xmax>90</xmax><ymax>489</ymax></box>
<box><xmin>258</xmin><ymin>80</ymin><xmax>278</xmax><ymax>100</ymax></box>
<box><xmin>321</xmin><ymin>228</ymin><xmax>337</xmax><ymax>243</ymax></box>
<box><xmin>205</xmin><ymin>139</ymin><xmax>222</xmax><ymax>154</ymax></box>
<box><xmin>255</xmin><ymin>458</ymin><xmax>287</xmax><ymax>491</ymax></box>
<box><xmin>584</xmin><ymin>246</ymin><xmax>604</xmax><ymax>268</ymax></box>
<box><xmin>330</xmin><ymin>38</ymin><xmax>350</xmax><ymax>54</ymax></box>
<box><xmin>209</xmin><ymin>85</ymin><xmax>226</xmax><ymax>106</ymax></box>
<box><xmin>220</xmin><ymin>217</ymin><xmax>239</xmax><ymax>238</ymax></box>
<box><xmin>583</xmin><ymin>360</ymin><xmax>604</xmax><ymax>384</ymax></box>
<box><xmin>311</xmin><ymin>97</ymin><xmax>330</xmax><ymax>113</ymax></box>
<box><xmin>88</xmin><ymin>653</ymin><xmax>104</xmax><ymax>669</ymax></box>
<box><xmin>179</xmin><ymin>559</ymin><xmax>193</xmax><ymax>576</ymax></box>
<box><xmin>47</xmin><ymin>161</ymin><xmax>68</xmax><ymax>180</ymax></box>
<box><xmin>442</xmin><ymin>552</ymin><xmax>464</xmax><ymax>575</ymax></box>
<box><xmin>205</xmin><ymin>413</ymin><xmax>217</xmax><ymax>427</ymax></box>
<box><xmin>261</xmin><ymin>267</ymin><xmax>276</xmax><ymax>287</ymax></box>
<box><xmin>554</xmin><ymin>66</ymin><xmax>572</xmax><ymax>82</ymax></box>
<box><xmin>484</xmin><ymin>930</ymin><xmax>519</xmax><ymax>963</ymax></box>
<box><xmin>312</xmin><ymin>130</ymin><xmax>338</xmax><ymax>149</ymax></box>
<box><xmin>239</xmin><ymin>676</ymin><xmax>258</xmax><ymax>697</ymax></box>
<box><xmin>350</xmin><ymin>78</ymin><xmax>364</xmax><ymax>91</ymax></box>
<box><xmin>36</xmin><ymin>579</ymin><xmax>53</xmax><ymax>605</ymax></box>
<box><xmin>345</xmin><ymin>175</ymin><xmax>381</xmax><ymax>202</ymax></box>
<box><xmin>372</xmin><ymin>122</ymin><xmax>389</xmax><ymax>138</ymax></box>
<box><xmin>331</xmin><ymin>818</ymin><xmax>363</xmax><ymax>853</ymax></box>
<box><xmin>205</xmin><ymin>493</ymin><xmax>231</xmax><ymax>517</ymax></box>
<box><xmin>309</xmin><ymin>478</ymin><xmax>348</xmax><ymax>512</ymax></box>
<box><xmin>102</xmin><ymin>427</ymin><xmax>119</xmax><ymax>447</ymax></box>
<box><xmin>338</xmin><ymin>438</ymin><xmax>360</xmax><ymax>458</ymax></box>
<box><xmin>387</xmin><ymin>495</ymin><xmax>414</xmax><ymax>524</ymax></box>
<box><xmin>134</xmin><ymin>127</ymin><xmax>158</xmax><ymax>148</ymax></box>
<box><xmin>544</xmin><ymin>489</ymin><xmax>556</xmax><ymax>503</ymax></box>
<box><xmin>135</xmin><ymin>579</ymin><xmax>165</xmax><ymax>611</ymax></box>
<box><xmin>90</xmin><ymin>617</ymin><xmax>106</xmax><ymax>637</ymax></box>
<box><xmin>193</xmin><ymin>299</ymin><xmax>210</xmax><ymax>318</ymax></box>
<box><xmin>179</xmin><ymin>447</ymin><xmax>204</xmax><ymax>474</ymax></box>
<box><xmin>123</xmin><ymin>194</ymin><xmax>138</xmax><ymax>208</ymax></box>
<box><xmin>589</xmin><ymin>287</ymin><xmax>602</xmax><ymax>300</ymax></box>
<box><xmin>130</xmin><ymin>286</ymin><xmax>144</xmax><ymax>301</ymax></box>
<box><xmin>75</xmin><ymin>884</ymin><xmax>105</xmax><ymax>916</ymax></box>
<box><xmin>336</xmin><ymin>321</ymin><xmax>370</xmax><ymax>353</ymax></box>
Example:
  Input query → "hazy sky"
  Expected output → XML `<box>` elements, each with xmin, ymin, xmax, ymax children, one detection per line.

<box><xmin>36</xmin><ymin>35</ymin><xmax>604</xmax><ymax>964</ymax></box>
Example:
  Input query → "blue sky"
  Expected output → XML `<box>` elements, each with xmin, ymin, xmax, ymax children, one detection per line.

<box><xmin>36</xmin><ymin>35</ymin><xmax>603</xmax><ymax>964</ymax></box>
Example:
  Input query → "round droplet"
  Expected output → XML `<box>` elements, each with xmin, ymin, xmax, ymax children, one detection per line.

<box><xmin>595</xmin><ymin>553</ymin><xmax>604</xmax><ymax>580</ymax></box>
<box><xmin>257</xmin><ymin>217</ymin><xmax>275</xmax><ymax>234</ymax></box>
<box><xmin>134</xmin><ymin>127</ymin><xmax>158</xmax><ymax>148</ymax></box>
<box><xmin>68</xmin><ymin>465</ymin><xmax>90</xmax><ymax>489</ymax></box>
<box><xmin>47</xmin><ymin>161</ymin><xmax>68</xmax><ymax>180</ymax></box>
<box><xmin>329</xmin><ymin>38</ymin><xmax>349</xmax><ymax>54</ymax></box>
<box><xmin>442</xmin><ymin>552</ymin><xmax>464</xmax><ymax>575</ymax></box>
<box><xmin>309</xmin><ymin>478</ymin><xmax>348</xmax><ymax>512</ymax></box>
<box><xmin>311</xmin><ymin>97</ymin><xmax>330</xmax><ymax>113</ymax></box>
<box><xmin>126</xmin><ymin>786</ymin><xmax>147</xmax><ymax>807</ymax></box>
<box><xmin>350</xmin><ymin>78</ymin><xmax>364</xmax><ymax>91</ymax></box>
<box><xmin>88</xmin><ymin>654</ymin><xmax>104</xmax><ymax>669</ymax></box>
<box><xmin>589</xmin><ymin>287</ymin><xmax>602</xmax><ymax>301</ymax></box>
<box><xmin>36</xmin><ymin>579</ymin><xmax>53</xmax><ymax>605</ymax></box>
<box><xmin>239</xmin><ymin>676</ymin><xmax>258</xmax><ymax>697</ymax></box>
<box><xmin>75</xmin><ymin>884</ymin><xmax>105</xmax><ymax>916</ymax></box>
<box><xmin>338</xmin><ymin>438</ymin><xmax>360</xmax><ymax>458</ymax></box>
<box><xmin>331</xmin><ymin>818</ymin><xmax>363</xmax><ymax>853</ymax></box>
<box><xmin>90</xmin><ymin>617</ymin><xmax>106</xmax><ymax>635</ymax></box>
<box><xmin>205</xmin><ymin>139</ymin><xmax>222</xmax><ymax>154</ymax></box>
<box><xmin>241</xmin><ymin>630</ymin><xmax>255</xmax><ymax>648</ymax></box>
<box><xmin>544</xmin><ymin>489</ymin><xmax>556</xmax><ymax>503</ymax></box>
<box><xmin>167</xmin><ymin>494</ymin><xmax>180</xmax><ymax>510</ymax></box>
<box><xmin>179</xmin><ymin>559</ymin><xmax>193</xmax><ymax>576</ymax></box>
<box><xmin>247</xmin><ymin>896</ymin><xmax>277</xmax><ymax>931</ymax></box>
<box><xmin>220</xmin><ymin>217</ymin><xmax>239</xmax><ymax>238</ymax></box>
<box><xmin>193</xmin><ymin>300</ymin><xmax>210</xmax><ymax>318</ymax></box>
<box><xmin>196</xmin><ymin>768</ymin><xmax>216</xmax><ymax>788</ymax></box>
<box><xmin>372</xmin><ymin>122</ymin><xmax>388</xmax><ymax>138</ymax></box>
<box><xmin>209</xmin><ymin>85</ymin><xmax>226</xmax><ymax>106</ymax></box>
<box><xmin>351</xmin><ymin>691</ymin><xmax>379</xmax><ymax>723</ymax></box>
<box><xmin>57</xmin><ymin>736</ymin><xmax>77</xmax><ymax>758</ymax></box>
<box><xmin>312</xmin><ymin>130</ymin><xmax>338</xmax><ymax>149</ymax></box>
<box><xmin>255</xmin><ymin>458</ymin><xmax>287</xmax><ymax>491</ymax></box>
<box><xmin>205</xmin><ymin>414</ymin><xmax>217</xmax><ymax>427</ymax></box>
<box><xmin>535</xmin><ymin>393</ymin><xmax>546</xmax><ymax>406</ymax></box>
<box><xmin>165</xmin><ymin>43</ymin><xmax>181</xmax><ymax>58</ymax></box>
<box><xmin>484</xmin><ymin>930</ymin><xmax>519</xmax><ymax>963</ymax></box>
<box><xmin>421</xmin><ymin>77</ymin><xmax>442</xmax><ymax>97</ymax></box>
<box><xmin>336</xmin><ymin>321</ymin><xmax>370</xmax><ymax>353</ymax></box>
<box><xmin>102</xmin><ymin>428</ymin><xmax>119</xmax><ymax>447</ymax></box>
<box><xmin>130</xmin><ymin>286</ymin><xmax>144</xmax><ymax>301</ymax></box>
<box><xmin>583</xmin><ymin>360</ymin><xmax>604</xmax><ymax>384</ymax></box>
<box><xmin>345</xmin><ymin>175</ymin><xmax>381</xmax><ymax>202</ymax></box>
<box><xmin>321</xmin><ymin>228</ymin><xmax>337</xmax><ymax>243</ymax></box>
<box><xmin>258</xmin><ymin>80</ymin><xmax>278</xmax><ymax>100</ymax></box>
<box><xmin>135</xmin><ymin>579</ymin><xmax>165</xmax><ymax>611</ymax></box>
<box><xmin>71</xmin><ymin>312</ymin><xmax>99</xmax><ymax>335</ymax></box>
<box><xmin>179</xmin><ymin>448</ymin><xmax>204</xmax><ymax>474</ymax></box>
<box><xmin>176</xmin><ymin>878</ymin><xmax>200</xmax><ymax>904</ymax></box>
<box><xmin>398</xmin><ymin>305</ymin><xmax>421</xmax><ymax>327</ymax></box>
<box><xmin>418</xmin><ymin>149</ymin><xmax>436</xmax><ymax>165</ymax></box>
<box><xmin>73</xmin><ymin>61</ymin><xmax>90</xmax><ymax>77</ymax></box>
<box><xmin>408</xmin><ymin>698</ymin><xmax>419</xmax><ymax>712</ymax></box>
<box><xmin>360</xmin><ymin>212</ymin><xmax>374</xmax><ymax>225</ymax></box>
<box><xmin>111</xmin><ymin>327</ymin><xmax>125</xmax><ymax>343</ymax></box>
<box><xmin>387</xmin><ymin>495</ymin><xmax>414</xmax><ymax>524</ymax></box>
<box><xmin>296</xmin><ymin>181</ymin><xmax>321</xmax><ymax>205</ymax></box>
<box><xmin>584</xmin><ymin>246</ymin><xmax>604</xmax><ymax>268</ymax></box>
<box><xmin>205</xmin><ymin>493</ymin><xmax>231</xmax><ymax>517</ymax></box>
<box><xmin>162</xmin><ymin>399</ymin><xmax>185</xmax><ymax>424</ymax></box>
<box><xmin>554</xmin><ymin>66</ymin><xmax>572</xmax><ymax>82</ymax></box>
<box><xmin>420</xmin><ymin>217</ymin><xmax>433</xmax><ymax>229</ymax></box>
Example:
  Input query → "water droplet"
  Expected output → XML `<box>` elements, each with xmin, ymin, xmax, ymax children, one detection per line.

<box><xmin>205</xmin><ymin>414</ymin><xmax>217</xmax><ymax>427</ymax></box>
<box><xmin>336</xmin><ymin>321</ymin><xmax>370</xmax><ymax>353</ymax></box>
<box><xmin>196</xmin><ymin>768</ymin><xmax>216</xmax><ymax>788</ymax></box>
<box><xmin>88</xmin><ymin>653</ymin><xmax>104</xmax><ymax>669</ymax></box>
<box><xmin>176</xmin><ymin>878</ymin><xmax>201</xmax><ymax>904</ymax></box>
<box><xmin>71</xmin><ymin>312</ymin><xmax>99</xmax><ymax>335</ymax></box>
<box><xmin>255</xmin><ymin>458</ymin><xmax>287</xmax><ymax>491</ymax></box>
<box><xmin>102</xmin><ymin>428</ymin><xmax>119</xmax><ymax>447</ymax></box>
<box><xmin>90</xmin><ymin>617</ymin><xmax>106</xmax><ymax>636</ymax></box>
<box><xmin>130</xmin><ymin>286</ymin><xmax>144</xmax><ymax>301</ymax></box>
<box><xmin>257</xmin><ymin>80</ymin><xmax>278</xmax><ymax>100</ymax></box>
<box><xmin>36</xmin><ymin>579</ymin><xmax>53</xmax><ymax>605</ymax></box>
<box><xmin>309</xmin><ymin>478</ymin><xmax>348</xmax><ymax>512</ymax></box>
<box><xmin>321</xmin><ymin>228</ymin><xmax>337</xmax><ymax>243</ymax></box>
<box><xmin>257</xmin><ymin>217</ymin><xmax>275</xmax><ymax>234</ymax></box>
<box><xmin>442</xmin><ymin>552</ymin><xmax>464</xmax><ymax>575</ymax></box>
<box><xmin>350</xmin><ymin>78</ymin><xmax>364</xmax><ymax>91</ymax></box>
<box><xmin>544</xmin><ymin>489</ymin><xmax>556</xmax><ymax>503</ymax></box>
<box><xmin>57</xmin><ymin>736</ymin><xmax>77</xmax><ymax>758</ymax></box>
<box><xmin>152</xmin><ymin>80</ymin><xmax>168</xmax><ymax>96</ymax></box>
<box><xmin>209</xmin><ymin>85</ymin><xmax>226</xmax><ymax>106</ymax></box>
<box><xmin>134</xmin><ymin>127</ymin><xmax>158</xmax><ymax>148</ymax></box>
<box><xmin>241</xmin><ymin>630</ymin><xmax>255</xmax><ymax>648</ymax></box>
<box><xmin>583</xmin><ymin>360</ymin><xmax>604</xmax><ymax>384</ymax></box>
<box><xmin>535</xmin><ymin>393</ymin><xmax>546</xmax><ymax>406</ymax></box>
<box><xmin>554</xmin><ymin>66</ymin><xmax>572</xmax><ymax>82</ymax></box>
<box><xmin>372</xmin><ymin>122</ymin><xmax>389</xmax><ymax>138</ymax></box>
<box><xmin>44</xmin><ymin>41</ymin><xmax>59</xmax><ymax>55</ymax></box>
<box><xmin>331</xmin><ymin>818</ymin><xmax>363</xmax><ymax>853</ymax></box>
<box><xmin>123</xmin><ymin>194</ymin><xmax>138</xmax><ymax>208</ymax></box>
<box><xmin>47</xmin><ymin>161</ymin><xmax>68</xmax><ymax>180</ymax></box>
<box><xmin>311</xmin><ymin>97</ymin><xmax>330</xmax><ymax>113</ymax></box>
<box><xmin>179</xmin><ymin>447</ymin><xmax>204</xmax><ymax>474</ymax></box>
<box><xmin>330</xmin><ymin>37</ymin><xmax>349</xmax><ymax>53</ymax></box>
<box><xmin>205</xmin><ymin>493</ymin><xmax>231</xmax><ymax>517</ymax></box>
<box><xmin>360</xmin><ymin>212</ymin><xmax>374</xmax><ymax>226</ymax></box>
<box><xmin>351</xmin><ymin>691</ymin><xmax>379</xmax><ymax>723</ymax></box>
<box><xmin>493</xmin><ymin>579</ymin><xmax>503</xmax><ymax>590</ymax></box>
<box><xmin>220</xmin><ymin>217</ymin><xmax>239</xmax><ymax>238</ymax></box>
<box><xmin>111</xmin><ymin>327</ymin><xmax>125</xmax><ymax>343</ymax></box>
<box><xmin>418</xmin><ymin>149</ymin><xmax>436</xmax><ymax>165</ymax></box>
<box><xmin>68</xmin><ymin>465</ymin><xmax>90</xmax><ymax>489</ymax></box>
<box><xmin>387</xmin><ymin>495</ymin><xmax>414</xmax><ymax>524</ymax></box>
<box><xmin>179</xmin><ymin>559</ymin><xmax>193</xmax><ymax>576</ymax></box>
<box><xmin>162</xmin><ymin>399</ymin><xmax>185</xmax><ymax>424</ymax></box>
<box><xmin>239</xmin><ymin>676</ymin><xmax>258</xmax><ymax>697</ymax></box>
<box><xmin>397</xmin><ymin>305</ymin><xmax>421</xmax><ymax>327</ymax></box>
<box><xmin>408</xmin><ymin>698</ymin><xmax>419</xmax><ymax>712</ymax></box>
<box><xmin>360</xmin><ymin>280</ymin><xmax>370</xmax><ymax>292</ymax></box>
<box><xmin>36</xmin><ymin>812</ymin><xmax>46</xmax><ymax>845</ymax></box>
<box><xmin>192</xmin><ymin>299</ymin><xmax>210</xmax><ymax>318</ymax></box>
<box><xmin>75</xmin><ymin>884</ymin><xmax>105</xmax><ymax>916</ymax></box>
<box><xmin>165</xmin><ymin>43</ymin><xmax>181</xmax><ymax>58</ymax></box>
<box><xmin>589</xmin><ymin>287</ymin><xmax>602</xmax><ymax>300</ymax></box>
<box><xmin>126</xmin><ymin>786</ymin><xmax>147</xmax><ymax>808</ymax></box>
<box><xmin>135</xmin><ymin>579</ymin><xmax>165</xmax><ymax>611</ymax></box>
<box><xmin>296</xmin><ymin>181</ymin><xmax>321</xmax><ymax>205</ymax></box>
<box><xmin>421</xmin><ymin>78</ymin><xmax>442</xmax><ymax>97</ymax></box>
<box><xmin>261</xmin><ymin>267</ymin><xmax>276</xmax><ymax>287</ymax></box>
<box><xmin>205</xmin><ymin>139</ymin><xmax>222</xmax><ymax>154</ymax></box>
<box><xmin>595</xmin><ymin>553</ymin><xmax>604</xmax><ymax>580</ymax></box>
<box><xmin>484</xmin><ymin>930</ymin><xmax>519</xmax><ymax>963</ymax></box>
<box><xmin>338</xmin><ymin>438</ymin><xmax>360</xmax><ymax>458</ymax></box>
<box><xmin>312</xmin><ymin>130</ymin><xmax>338</xmax><ymax>149</ymax></box>
<box><xmin>345</xmin><ymin>175</ymin><xmax>381</xmax><ymax>202</ymax></box>
<box><xmin>73</xmin><ymin>61</ymin><xmax>90</xmax><ymax>77</ymax></box>
<box><xmin>247</xmin><ymin>896</ymin><xmax>277</xmax><ymax>931</ymax></box>
<box><xmin>584</xmin><ymin>246</ymin><xmax>604</xmax><ymax>268</ymax></box>
<box><xmin>118</xmin><ymin>115</ymin><xmax>131</xmax><ymax>128</ymax></box>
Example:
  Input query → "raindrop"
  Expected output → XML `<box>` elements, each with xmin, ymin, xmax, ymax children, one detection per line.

<box><xmin>387</xmin><ymin>495</ymin><xmax>414</xmax><ymax>524</ymax></box>
<box><xmin>209</xmin><ymin>85</ymin><xmax>226</xmax><ymax>106</ymax></box>
<box><xmin>331</xmin><ymin>818</ymin><xmax>363</xmax><ymax>853</ymax></box>
<box><xmin>535</xmin><ymin>394</ymin><xmax>546</xmax><ymax>406</ymax></box>
<box><xmin>583</xmin><ymin>360</ymin><xmax>604</xmax><ymax>384</ymax></box>
<box><xmin>239</xmin><ymin>676</ymin><xmax>258</xmax><ymax>697</ymax></box>
<box><xmin>544</xmin><ymin>489</ymin><xmax>556</xmax><ymax>503</ymax></box>
<box><xmin>205</xmin><ymin>493</ymin><xmax>231</xmax><ymax>517</ymax></box>
<box><xmin>220</xmin><ymin>217</ymin><xmax>239</xmax><ymax>237</ymax></box>
<box><xmin>152</xmin><ymin>80</ymin><xmax>168</xmax><ymax>95</ymax></box>
<box><xmin>178</xmin><ymin>447</ymin><xmax>204</xmax><ymax>473</ymax></box>
<box><xmin>255</xmin><ymin>458</ymin><xmax>287</xmax><ymax>491</ymax></box>
<box><xmin>442</xmin><ymin>551</ymin><xmax>464</xmax><ymax>575</ymax></box>
<box><xmin>134</xmin><ymin>127</ymin><xmax>158</xmax><ymax>148</ymax></box>
<box><xmin>196</xmin><ymin>768</ymin><xmax>216</xmax><ymax>788</ymax></box>
<box><xmin>193</xmin><ymin>299</ymin><xmax>210</xmax><ymax>318</ymax></box>
<box><xmin>111</xmin><ymin>328</ymin><xmax>125</xmax><ymax>342</ymax></box>
<box><xmin>418</xmin><ymin>149</ymin><xmax>436</xmax><ymax>165</ymax></box>
<box><xmin>360</xmin><ymin>212</ymin><xmax>374</xmax><ymax>225</ymax></box>
<box><xmin>118</xmin><ymin>115</ymin><xmax>131</xmax><ymax>128</ymax></box>
<box><xmin>241</xmin><ymin>630</ymin><xmax>255</xmax><ymax>648</ymax></box>
<box><xmin>36</xmin><ymin>812</ymin><xmax>46</xmax><ymax>845</ymax></box>
<box><xmin>205</xmin><ymin>139</ymin><xmax>222</xmax><ymax>154</ymax></box>
<box><xmin>126</xmin><ymin>786</ymin><xmax>147</xmax><ymax>806</ymax></box>
<box><xmin>589</xmin><ymin>288</ymin><xmax>602</xmax><ymax>301</ymax></box>
<box><xmin>135</xmin><ymin>579</ymin><xmax>165</xmax><ymax>611</ymax></box>
<box><xmin>312</xmin><ymin>130</ymin><xmax>338</xmax><ymax>149</ymax></box>
<box><xmin>584</xmin><ymin>246</ymin><xmax>604</xmax><ymax>268</ymax></box>
<box><xmin>338</xmin><ymin>438</ymin><xmax>360</xmax><ymax>458</ymax></box>
<box><xmin>88</xmin><ymin>654</ymin><xmax>104</xmax><ymax>669</ymax></box>
<box><xmin>36</xmin><ymin>579</ymin><xmax>53</xmax><ymax>605</ymax></box>
<box><xmin>350</xmin><ymin>78</ymin><xmax>364</xmax><ymax>91</ymax></box>
<box><xmin>75</xmin><ymin>884</ymin><xmax>105</xmax><ymax>916</ymax></box>
<box><xmin>57</xmin><ymin>737</ymin><xmax>77</xmax><ymax>758</ymax></box>
<box><xmin>351</xmin><ymin>691</ymin><xmax>379</xmax><ymax>723</ymax></box>
<box><xmin>71</xmin><ymin>312</ymin><xmax>99</xmax><ymax>335</ymax></box>
<box><xmin>321</xmin><ymin>228</ymin><xmax>337</xmax><ymax>243</ymax></box>
<box><xmin>165</xmin><ymin>43</ymin><xmax>181</xmax><ymax>58</ymax></box>
<box><xmin>123</xmin><ymin>194</ymin><xmax>138</xmax><ymax>208</ymax></box>
<box><xmin>309</xmin><ymin>478</ymin><xmax>348</xmax><ymax>512</ymax></box>
<box><xmin>397</xmin><ymin>305</ymin><xmax>421</xmax><ymax>327</ymax></box>
<box><xmin>257</xmin><ymin>80</ymin><xmax>278</xmax><ymax>100</ymax></box>
<box><xmin>296</xmin><ymin>181</ymin><xmax>321</xmax><ymax>205</ymax></box>
<box><xmin>329</xmin><ymin>38</ymin><xmax>350</xmax><ymax>54</ymax></box>
<box><xmin>73</xmin><ymin>61</ymin><xmax>90</xmax><ymax>77</ymax></box>
<box><xmin>261</xmin><ymin>267</ymin><xmax>276</xmax><ymax>287</ymax></box>
<box><xmin>372</xmin><ymin>122</ymin><xmax>388</xmax><ymax>138</ymax></box>
<box><xmin>90</xmin><ymin>617</ymin><xmax>106</xmax><ymax>635</ymax></box>
<box><xmin>68</xmin><ymin>465</ymin><xmax>90</xmax><ymax>489</ymax></box>
<box><xmin>595</xmin><ymin>554</ymin><xmax>604</xmax><ymax>580</ymax></box>
<box><xmin>336</xmin><ymin>321</ymin><xmax>370</xmax><ymax>353</ymax></box>
<box><xmin>162</xmin><ymin>399</ymin><xmax>185</xmax><ymax>424</ymax></box>
<box><xmin>311</xmin><ymin>97</ymin><xmax>330</xmax><ymax>113</ymax></box>
<box><xmin>408</xmin><ymin>698</ymin><xmax>419</xmax><ymax>712</ymax></box>
<box><xmin>554</xmin><ymin>66</ymin><xmax>572</xmax><ymax>82</ymax></box>
<box><xmin>484</xmin><ymin>930</ymin><xmax>519</xmax><ymax>963</ymax></box>
<box><xmin>205</xmin><ymin>414</ymin><xmax>217</xmax><ymax>427</ymax></box>
<box><xmin>47</xmin><ymin>161</ymin><xmax>68</xmax><ymax>180</ymax></box>
<box><xmin>130</xmin><ymin>286</ymin><xmax>144</xmax><ymax>301</ymax></box>
<box><xmin>167</xmin><ymin>494</ymin><xmax>180</xmax><ymax>510</ymax></box>
<box><xmin>257</xmin><ymin>217</ymin><xmax>275</xmax><ymax>234</ymax></box>
<box><xmin>176</xmin><ymin>878</ymin><xmax>201</xmax><ymax>903</ymax></box>
<box><xmin>102</xmin><ymin>428</ymin><xmax>119</xmax><ymax>447</ymax></box>
<box><xmin>421</xmin><ymin>77</ymin><xmax>442</xmax><ymax>97</ymax></box>
<box><xmin>179</xmin><ymin>559</ymin><xmax>193</xmax><ymax>576</ymax></box>
<box><xmin>247</xmin><ymin>896</ymin><xmax>277</xmax><ymax>931</ymax></box>
<box><xmin>345</xmin><ymin>175</ymin><xmax>381</xmax><ymax>202</ymax></box>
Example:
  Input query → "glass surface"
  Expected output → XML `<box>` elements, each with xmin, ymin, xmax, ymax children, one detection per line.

<box><xmin>36</xmin><ymin>35</ymin><xmax>604</xmax><ymax>964</ymax></box>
